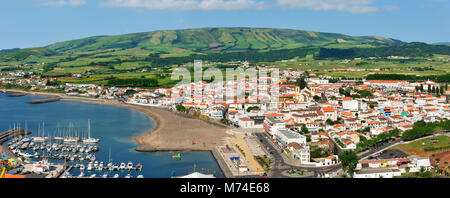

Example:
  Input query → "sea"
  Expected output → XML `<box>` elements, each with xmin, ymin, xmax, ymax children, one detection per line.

<box><xmin>0</xmin><ymin>92</ymin><xmax>224</xmax><ymax>178</ymax></box>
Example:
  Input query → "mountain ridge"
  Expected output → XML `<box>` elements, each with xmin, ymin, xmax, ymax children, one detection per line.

<box><xmin>44</xmin><ymin>27</ymin><xmax>404</xmax><ymax>54</ymax></box>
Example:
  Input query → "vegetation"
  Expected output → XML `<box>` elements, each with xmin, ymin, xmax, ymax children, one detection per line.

<box><xmin>317</xmin><ymin>42</ymin><xmax>450</xmax><ymax>59</ymax></box>
<box><xmin>246</xmin><ymin>106</ymin><xmax>260</xmax><ymax>112</ymax></box>
<box><xmin>107</xmin><ymin>78</ymin><xmax>159</xmax><ymax>87</ymax></box>
<box><xmin>255</xmin><ymin>155</ymin><xmax>271</xmax><ymax>173</ymax></box>
<box><xmin>339</xmin><ymin>150</ymin><xmax>359</xmax><ymax>175</ymax></box>
<box><xmin>356</xmin><ymin>129</ymin><xmax>400</xmax><ymax>152</ymax></box>
<box><xmin>401</xmin><ymin>120</ymin><xmax>450</xmax><ymax>141</ymax></box>
<box><xmin>175</xmin><ymin>104</ymin><xmax>186</xmax><ymax>112</ymax></box>
<box><xmin>366</xmin><ymin>73</ymin><xmax>450</xmax><ymax>83</ymax></box>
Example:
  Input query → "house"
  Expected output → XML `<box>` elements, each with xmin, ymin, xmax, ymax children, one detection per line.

<box><xmin>322</xmin><ymin>106</ymin><xmax>338</xmax><ymax>121</ymax></box>
<box><xmin>276</xmin><ymin>129</ymin><xmax>307</xmax><ymax>145</ymax></box>
<box><xmin>238</xmin><ymin>117</ymin><xmax>255</xmax><ymax>128</ymax></box>
<box><xmin>263</xmin><ymin>117</ymin><xmax>286</xmax><ymax>137</ymax></box>
<box><xmin>342</xmin><ymin>97</ymin><xmax>360</xmax><ymax>111</ymax></box>
<box><xmin>287</xmin><ymin>142</ymin><xmax>310</xmax><ymax>164</ymax></box>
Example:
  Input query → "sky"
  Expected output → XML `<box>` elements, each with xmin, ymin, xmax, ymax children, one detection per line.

<box><xmin>0</xmin><ymin>0</ymin><xmax>449</xmax><ymax>49</ymax></box>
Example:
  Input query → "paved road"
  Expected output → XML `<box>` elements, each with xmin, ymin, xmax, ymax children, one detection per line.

<box><xmin>254</xmin><ymin>133</ymin><xmax>342</xmax><ymax>178</ymax></box>
<box><xmin>358</xmin><ymin>131</ymin><xmax>450</xmax><ymax>160</ymax></box>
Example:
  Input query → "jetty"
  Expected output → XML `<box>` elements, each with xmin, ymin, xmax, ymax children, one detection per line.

<box><xmin>7</xmin><ymin>93</ymin><xmax>26</xmax><ymax>97</ymax></box>
<box><xmin>27</xmin><ymin>97</ymin><xmax>61</xmax><ymax>104</ymax></box>
<box><xmin>0</xmin><ymin>128</ymin><xmax>32</xmax><ymax>144</ymax></box>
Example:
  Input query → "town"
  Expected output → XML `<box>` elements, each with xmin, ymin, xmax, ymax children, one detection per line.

<box><xmin>1</xmin><ymin>63</ymin><xmax>449</xmax><ymax>178</ymax></box>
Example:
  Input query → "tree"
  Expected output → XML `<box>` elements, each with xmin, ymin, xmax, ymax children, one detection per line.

<box><xmin>175</xmin><ymin>104</ymin><xmax>186</xmax><ymax>112</ymax></box>
<box><xmin>326</xmin><ymin>119</ymin><xmax>334</xmax><ymax>126</ymax></box>
<box><xmin>296</xmin><ymin>78</ymin><xmax>307</xmax><ymax>90</ymax></box>
<box><xmin>301</xmin><ymin>125</ymin><xmax>309</xmax><ymax>134</ymax></box>
<box><xmin>339</xmin><ymin>150</ymin><xmax>359</xmax><ymax>176</ymax></box>
<box><xmin>313</xmin><ymin>95</ymin><xmax>321</xmax><ymax>102</ymax></box>
<box><xmin>246</xmin><ymin>106</ymin><xmax>259</xmax><ymax>112</ymax></box>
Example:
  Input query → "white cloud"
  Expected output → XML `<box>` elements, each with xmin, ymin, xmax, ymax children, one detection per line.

<box><xmin>276</xmin><ymin>0</ymin><xmax>378</xmax><ymax>13</ymax></box>
<box><xmin>100</xmin><ymin>0</ymin><xmax>266</xmax><ymax>11</ymax></box>
<box><xmin>40</xmin><ymin>0</ymin><xmax>87</xmax><ymax>7</ymax></box>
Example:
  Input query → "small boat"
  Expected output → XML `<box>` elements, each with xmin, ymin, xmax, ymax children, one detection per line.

<box><xmin>125</xmin><ymin>174</ymin><xmax>132</xmax><ymax>178</ymax></box>
<box><xmin>77</xmin><ymin>172</ymin><xmax>85</xmax><ymax>178</ymax></box>
<box><xmin>22</xmin><ymin>152</ymin><xmax>33</xmax><ymax>158</ymax></box>
<box><xmin>63</xmin><ymin>137</ymin><xmax>79</xmax><ymax>143</ymax></box>
<box><xmin>137</xmin><ymin>175</ymin><xmax>144</xmax><ymax>178</ymax></box>
<box><xmin>136</xmin><ymin>163</ymin><xmax>142</xmax><ymax>171</ymax></box>
<box><xmin>33</xmin><ymin>152</ymin><xmax>40</xmax><ymax>159</ymax></box>
<box><xmin>80</xmin><ymin>164</ymin><xmax>85</xmax><ymax>171</ymax></box>
<box><xmin>119</xmin><ymin>162</ymin><xmax>126</xmax><ymax>170</ymax></box>
<box><xmin>89</xmin><ymin>174</ymin><xmax>96</xmax><ymax>178</ymax></box>
<box><xmin>127</xmin><ymin>162</ymin><xmax>133</xmax><ymax>170</ymax></box>
<box><xmin>113</xmin><ymin>174</ymin><xmax>119</xmax><ymax>178</ymax></box>
<box><xmin>172</xmin><ymin>153</ymin><xmax>182</xmax><ymax>160</ymax></box>
<box><xmin>101</xmin><ymin>173</ymin><xmax>108</xmax><ymax>178</ymax></box>
<box><xmin>87</xmin><ymin>163</ymin><xmax>93</xmax><ymax>171</ymax></box>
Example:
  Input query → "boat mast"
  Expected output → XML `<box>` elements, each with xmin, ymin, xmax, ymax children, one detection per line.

<box><xmin>88</xmin><ymin>119</ymin><xmax>91</xmax><ymax>139</ymax></box>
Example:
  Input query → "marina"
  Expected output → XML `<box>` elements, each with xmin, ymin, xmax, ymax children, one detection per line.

<box><xmin>0</xmin><ymin>92</ymin><xmax>224</xmax><ymax>178</ymax></box>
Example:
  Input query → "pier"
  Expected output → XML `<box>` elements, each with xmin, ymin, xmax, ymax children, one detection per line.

<box><xmin>0</xmin><ymin>128</ymin><xmax>32</xmax><ymax>144</ymax></box>
<box><xmin>27</xmin><ymin>97</ymin><xmax>61</xmax><ymax>104</ymax></box>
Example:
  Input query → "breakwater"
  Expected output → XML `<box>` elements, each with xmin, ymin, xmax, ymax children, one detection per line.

<box><xmin>7</xmin><ymin>93</ymin><xmax>26</xmax><ymax>97</ymax></box>
<box><xmin>27</xmin><ymin>97</ymin><xmax>61</xmax><ymax>104</ymax></box>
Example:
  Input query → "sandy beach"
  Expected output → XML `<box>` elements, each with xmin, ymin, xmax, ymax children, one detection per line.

<box><xmin>6</xmin><ymin>89</ymin><xmax>230</xmax><ymax>151</ymax></box>
<box><xmin>64</xmin><ymin>99</ymin><xmax>230</xmax><ymax>151</ymax></box>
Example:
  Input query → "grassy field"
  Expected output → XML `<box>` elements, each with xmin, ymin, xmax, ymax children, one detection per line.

<box><xmin>396</xmin><ymin>135</ymin><xmax>450</xmax><ymax>157</ymax></box>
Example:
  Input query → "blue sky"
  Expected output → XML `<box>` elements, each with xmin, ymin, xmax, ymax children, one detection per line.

<box><xmin>0</xmin><ymin>0</ymin><xmax>449</xmax><ymax>49</ymax></box>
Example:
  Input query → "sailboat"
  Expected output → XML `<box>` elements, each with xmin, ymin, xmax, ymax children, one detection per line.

<box><xmin>33</xmin><ymin>122</ymin><xmax>47</xmax><ymax>142</ymax></box>
<box><xmin>83</xmin><ymin>120</ymin><xmax>99</xmax><ymax>143</ymax></box>
<box><xmin>64</xmin><ymin>122</ymin><xmax>79</xmax><ymax>143</ymax></box>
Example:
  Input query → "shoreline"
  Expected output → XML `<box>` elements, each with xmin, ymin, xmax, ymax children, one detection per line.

<box><xmin>3</xmin><ymin>89</ymin><xmax>230</xmax><ymax>152</ymax></box>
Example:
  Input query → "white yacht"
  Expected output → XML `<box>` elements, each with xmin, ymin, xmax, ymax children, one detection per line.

<box><xmin>127</xmin><ymin>162</ymin><xmax>133</xmax><ymax>170</ymax></box>
<box><xmin>119</xmin><ymin>162</ymin><xmax>126</xmax><ymax>170</ymax></box>
<box><xmin>83</xmin><ymin>120</ymin><xmax>100</xmax><ymax>143</ymax></box>
<box><xmin>102</xmin><ymin>173</ymin><xmax>108</xmax><ymax>178</ymax></box>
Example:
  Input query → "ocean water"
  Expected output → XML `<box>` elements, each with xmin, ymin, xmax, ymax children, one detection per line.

<box><xmin>0</xmin><ymin>92</ymin><xmax>224</xmax><ymax>178</ymax></box>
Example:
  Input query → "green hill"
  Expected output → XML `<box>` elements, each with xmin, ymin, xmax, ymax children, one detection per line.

<box><xmin>2</xmin><ymin>27</ymin><xmax>450</xmax><ymax>79</ymax></box>
<box><xmin>45</xmin><ymin>27</ymin><xmax>403</xmax><ymax>54</ymax></box>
